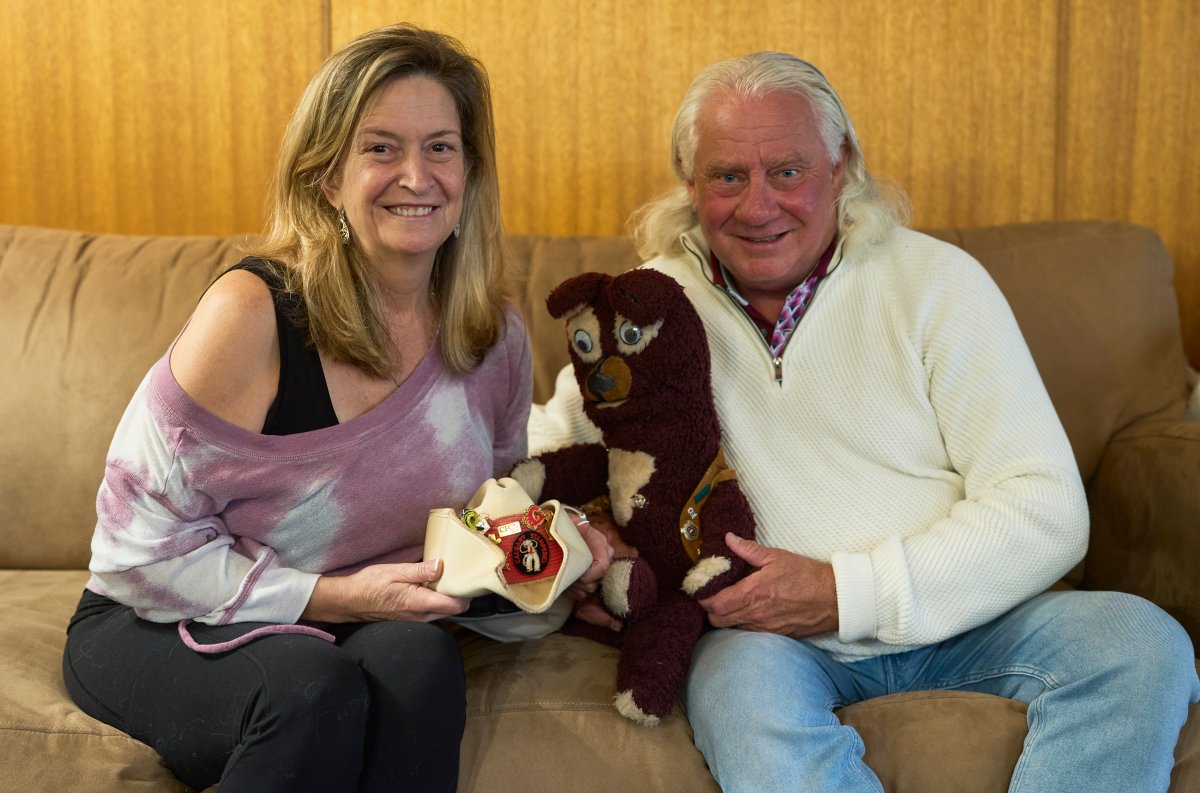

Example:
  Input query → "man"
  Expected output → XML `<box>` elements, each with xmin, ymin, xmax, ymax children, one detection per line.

<box><xmin>531</xmin><ymin>52</ymin><xmax>1198</xmax><ymax>792</ymax></box>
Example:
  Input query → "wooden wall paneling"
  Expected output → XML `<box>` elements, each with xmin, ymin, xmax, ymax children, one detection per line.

<box><xmin>331</xmin><ymin>0</ymin><xmax>1059</xmax><ymax>239</ymax></box>
<box><xmin>0</xmin><ymin>0</ymin><xmax>327</xmax><ymax>237</ymax></box>
<box><xmin>859</xmin><ymin>0</ymin><xmax>1061</xmax><ymax>230</ymax></box>
<box><xmin>331</xmin><ymin>0</ymin><xmax>685</xmax><ymax>237</ymax></box>
<box><xmin>1061</xmin><ymin>0</ymin><xmax>1200</xmax><ymax>365</ymax></box>
<box><xmin>8</xmin><ymin>0</ymin><xmax>1187</xmax><ymax>360</ymax></box>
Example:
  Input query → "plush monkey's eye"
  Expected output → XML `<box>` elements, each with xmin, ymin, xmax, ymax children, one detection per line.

<box><xmin>612</xmin><ymin>314</ymin><xmax>661</xmax><ymax>354</ymax></box>
<box><xmin>617</xmin><ymin>321</ymin><xmax>643</xmax><ymax>345</ymax></box>
<box><xmin>573</xmin><ymin>329</ymin><xmax>594</xmax><ymax>354</ymax></box>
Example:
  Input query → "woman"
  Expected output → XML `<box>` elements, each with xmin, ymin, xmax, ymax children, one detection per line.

<box><xmin>62</xmin><ymin>24</ymin><xmax>606</xmax><ymax>792</ymax></box>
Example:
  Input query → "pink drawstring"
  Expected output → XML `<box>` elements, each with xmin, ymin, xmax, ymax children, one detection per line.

<box><xmin>177</xmin><ymin>619</ymin><xmax>337</xmax><ymax>654</ymax></box>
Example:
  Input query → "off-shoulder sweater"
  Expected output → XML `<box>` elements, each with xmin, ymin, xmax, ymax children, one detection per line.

<box><xmin>86</xmin><ymin>306</ymin><xmax>532</xmax><ymax>638</ymax></box>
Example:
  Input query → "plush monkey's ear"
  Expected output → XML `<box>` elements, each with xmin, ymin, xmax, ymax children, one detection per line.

<box><xmin>606</xmin><ymin>269</ymin><xmax>687</xmax><ymax>325</ymax></box>
<box><xmin>547</xmin><ymin>272</ymin><xmax>612</xmax><ymax>319</ymax></box>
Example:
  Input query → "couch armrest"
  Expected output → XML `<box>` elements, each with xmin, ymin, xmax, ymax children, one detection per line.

<box><xmin>1083</xmin><ymin>419</ymin><xmax>1200</xmax><ymax>647</ymax></box>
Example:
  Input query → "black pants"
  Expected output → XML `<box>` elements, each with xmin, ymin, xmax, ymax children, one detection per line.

<box><xmin>63</xmin><ymin>591</ymin><xmax>465</xmax><ymax>792</ymax></box>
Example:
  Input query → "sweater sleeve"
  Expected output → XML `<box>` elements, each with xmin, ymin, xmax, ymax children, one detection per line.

<box><xmin>830</xmin><ymin>246</ymin><xmax>1089</xmax><ymax>647</ymax></box>
<box><xmin>87</xmin><ymin>367</ymin><xmax>319</xmax><ymax>626</ymax></box>
<box><xmin>527</xmin><ymin>364</ymin><xmax>604</xmax><ymax>454</ymax></box>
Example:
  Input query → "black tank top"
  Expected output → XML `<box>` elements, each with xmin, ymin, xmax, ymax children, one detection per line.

<box><xmin>229</xmin><ymin>258</ymin><xmax>339</xmax><ymax>435</ymax></box>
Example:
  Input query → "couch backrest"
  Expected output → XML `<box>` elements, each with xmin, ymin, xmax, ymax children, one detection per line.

<box><xmin>0</xmin><ymin>225</ymin><xmax>246</xmax><ymax>569</ymax></box>
<box><xmin>0</xmin><ymin>221</ymin><xmax>1188</xmax><ymax>570</ymax></box>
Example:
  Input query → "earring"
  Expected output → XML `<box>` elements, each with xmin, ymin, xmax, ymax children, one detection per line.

<box><xmin>337</xmin><ymin>209</ymin><xmax>351</xmax><ymax>245</ymax></box>
<box><xmin>452</xmin><ymin>224</ymin><xmax>461</xmax><ymax>239</ymax></box>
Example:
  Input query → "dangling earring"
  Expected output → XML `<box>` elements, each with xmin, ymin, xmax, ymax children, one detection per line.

<box><xmin>338</xmin><ymin>209</ymin><xmax>351</xmax><ymax>245</ymax></box>
<box><xmin>452</xmin><ymin>224</ymin><xmax>461</xmax><ymax>239</ymax></box>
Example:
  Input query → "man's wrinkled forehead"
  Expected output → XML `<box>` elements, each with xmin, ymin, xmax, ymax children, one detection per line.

<box><xmin>690</xmin><ymin>90</ymin><xmax>826</xmax><ymax>165</ymax></box>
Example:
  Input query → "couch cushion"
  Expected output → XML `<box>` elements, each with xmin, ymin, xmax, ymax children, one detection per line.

<box><xmin>4</xmin><ymin>569</ymin><xmax>1198</xmax><ymax>793</ymax></box>
<box><xmin>456</xmin><ymin>630</ymin><xmax>719</xmax><ymax>793</ymax></box>
<box><xmin>457</xmin><ymin>629</ymin><xmax>1035</xmax><ymax>793</ymax></box>
<box><xmin>0</xmin><ymin>569</ymin><xmax>197</xmax><ymax>792</ymax></box>
<box><xmin>0</xmin><ymin>565</ymin><xmax>1028</xmax><ymax>793</ymax></box>
<box><xmin>1084</xmin><ymin>418</ymin><xmax>1200</xmax><ymax>642</ymax></box>
<box><xmin>845</xmin><ymin>690</ymin><xmax>1025</xmax><ymax>792</ymax></box>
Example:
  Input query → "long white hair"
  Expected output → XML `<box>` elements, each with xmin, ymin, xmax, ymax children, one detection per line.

<box><xmin>631</xmin><ymin>52</ymin><xmax>908</xmax><ymax>260</ymax></box>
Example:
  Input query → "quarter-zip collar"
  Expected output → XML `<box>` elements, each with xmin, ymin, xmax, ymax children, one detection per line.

<box><xmin>678</xmin><ymin>227</ymin><xmax>844</xmax><ymax>384</ymax></box>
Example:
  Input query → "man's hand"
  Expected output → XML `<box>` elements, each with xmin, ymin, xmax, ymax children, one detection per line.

<box><xmin>698</xmin><ymin>533</ymin><xmax>839</xmax><ymax>639</ymax></box>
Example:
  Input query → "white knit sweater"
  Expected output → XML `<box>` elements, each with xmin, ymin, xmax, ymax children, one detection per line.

<box><xmin>530</xmin><ymin>226</ymin><xmax>1087</xmax><ymax>660</ymax></box>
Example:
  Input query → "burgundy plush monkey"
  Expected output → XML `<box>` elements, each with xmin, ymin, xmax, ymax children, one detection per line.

<box><xmin>511</xmin><ymin>268</ymin><xmax>757</xmax><ymax>726</ymax></box>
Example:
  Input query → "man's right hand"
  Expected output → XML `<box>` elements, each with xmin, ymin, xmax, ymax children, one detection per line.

<box><xmin>698</xmin><ymin>533</ymin><xmax>839</xmax><ymax>640</ymax></box>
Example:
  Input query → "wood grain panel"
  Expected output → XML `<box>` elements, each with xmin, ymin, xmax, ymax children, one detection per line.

<box><xmin>0</xmin><ymin>0</ymin><xmax>327</xmax><ymax>236</ymax></box>
<box><xmin>1</xmin><ymin>0</ymin><xmax>1195</xmax><ymax>361</ymax></box>
<box><xmin>333</xmin><ymin>0</ymin><xmax>678</xmax><ymax>237</ymax></box>
<box><xmin>1062</xmin><ymin>0</ymin><xmax>1200</xmax><ymax>365</ymax></box>
<box><xmin>332</xmin><ymin>0</ymin><xmax>1060</xmax><ymax>237</ymax></box>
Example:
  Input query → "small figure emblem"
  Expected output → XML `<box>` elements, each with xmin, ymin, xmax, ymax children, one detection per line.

<box><xmin>511</xmin><ymin>530</ymin><xmax>551</xmax><ymax>576</ymax></box>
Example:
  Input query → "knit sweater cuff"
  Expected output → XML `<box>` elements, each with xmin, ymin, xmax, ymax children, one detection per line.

<box><xmin>831</xmin><ymin>551</ymin><xmax>877</xmax><ymax>642</ymax></box>
<box><xmin>200</xmin><ymin>567</ymin><xmax>321</xmax><ymax>627</ymax></box>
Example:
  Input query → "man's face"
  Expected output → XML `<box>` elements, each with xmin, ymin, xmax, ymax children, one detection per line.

<box><xmin>686</xmin><ymin>90</ymin><xmax>845</xmax><ymax>309</ymax></box>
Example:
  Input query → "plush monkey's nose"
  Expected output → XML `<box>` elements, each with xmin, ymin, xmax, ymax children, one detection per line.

<box><xmin>588</xmin><ymin>370</ymin><xmax>614</xmax><ymax>395</ymax></box>
<box><xmin>584</xmin><ymin>357</ymin><xmax>632</xmax><ymax>403</ymax></box>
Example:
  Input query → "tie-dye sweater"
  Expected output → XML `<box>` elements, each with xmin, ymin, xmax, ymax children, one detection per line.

<box><xmin>86</xmin><ymin>306</ymin><xmax>532</xmax><ymax>632</ymax></box>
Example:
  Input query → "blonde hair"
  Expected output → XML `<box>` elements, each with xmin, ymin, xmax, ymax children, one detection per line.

<box><xmin>631</xmin><ymin>52</ymin><xmax>908</xmax><ymax>261</ymax></box>
<box><xmin>251</xmin><ymin>24</ymin><xmax>510</xmax><ymax>377</ymax></box>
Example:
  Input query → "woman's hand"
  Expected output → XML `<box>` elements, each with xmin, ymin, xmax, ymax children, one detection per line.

<box><xmin>302</xmin><ymin>560</ymin><xmax>470</xmax><ymax>623</ymax></box>
<box><xmin>565</xmin><ymin>508</ymin><xmax>634</xmax><ymax>632</ymax></box>
<box><xmin>565</xmin><ymin>511</ymin><xmax>615</xmax><ymax>600</ymax></box>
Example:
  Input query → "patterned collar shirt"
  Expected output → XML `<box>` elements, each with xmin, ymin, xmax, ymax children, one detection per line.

<box><xmin>709</xmin><ymin>235</ymin><xmax>840</xmax><ymax>357</ymax></box>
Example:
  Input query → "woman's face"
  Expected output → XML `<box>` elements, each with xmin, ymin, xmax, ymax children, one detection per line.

<box><xmin>324</xmin><ymin>75</ymin><xmax>467</xmax><ymax>274</ymax></box>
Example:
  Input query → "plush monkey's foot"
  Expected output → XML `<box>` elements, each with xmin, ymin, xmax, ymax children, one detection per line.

<box><xmin>681</xmin><ymin>555</ymin><xmax>732</xmax><ymax>598</ymax></box>
<box><xmin>614</xmin><ymin>689</ymin><xmax>661</xmax><ymax>727</ymax></box>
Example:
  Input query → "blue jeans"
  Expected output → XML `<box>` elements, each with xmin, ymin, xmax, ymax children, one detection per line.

<box><xmin>684</xmin><ymin>591</ymin><xmax>1199</xmax><ymax>793</ymax></box>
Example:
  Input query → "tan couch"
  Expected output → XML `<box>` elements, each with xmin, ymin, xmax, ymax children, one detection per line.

<box><xmin>1</xmin><ymin>220</ymin><xmax>1197</xmax><ymax>792</ymax></box>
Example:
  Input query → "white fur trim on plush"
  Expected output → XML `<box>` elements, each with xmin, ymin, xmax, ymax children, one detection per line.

<box><xmin>602</xmin><ymin>558</ymin><xmax>635</xmax><ymax>617</ymax></box>
<box><xmin>681</xmin><ymin>556</ymin><xmax>731</xmax><ymax>596</ymax></box>
<box><xmin>508</xmin><ymin>459</ymin><xmax>546</xmax><ymax>502</ymax></box>
<box><xmin>614</xmin><ymin>689</ymin><xmax>660</xmax><ymax>727</ymax></box>
<box><xmin>607</xmin><ymin>448</ymin><xmax>656</xmax><ymax>525</ymax></box>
